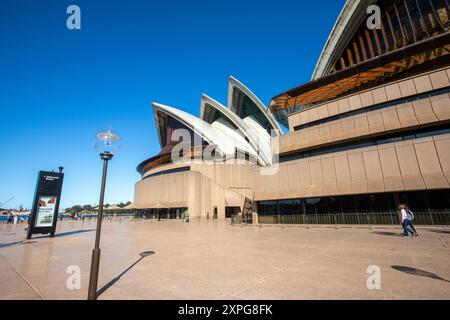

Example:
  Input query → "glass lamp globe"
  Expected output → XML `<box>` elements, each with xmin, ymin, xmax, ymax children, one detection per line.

<box><xmin>93</xmin><ymin>129</ymin><xmax>122</xmax><ymax>158</ymax></box>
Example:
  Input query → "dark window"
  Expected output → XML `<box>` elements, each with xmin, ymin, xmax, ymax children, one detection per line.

<box><xmin>258</xmin><ymin>201</ymin><xmax>278</xmax><ymax>216</ymax></box>
<box><xmin>406</xmin><ymin>0</ymin><xmax>429</xmax><ymax>40</ymax></box>
<box><xmin>426</xmin><ymin>189</ymin><xmax>450</xmax><ymax>212</ymax></box>
<box><xmin>355</xmin><ymin>195</ymin><xmax>373</xmax><ymax>213</ymax></box>
<box><xmin>305</xmin><ymin>198</ymin><xmax>320</xmax><ymax>214</ymax></box>
<box><xmin>397</xmin><ymin>0</ymin><xmax>415</xmax><ymax>44</ymax></box>
<box><xmin>387</xmin><ymin>5</ymin><xmax>405</xmax><ymax>47</ymax></box>
<box><xmin>143</xmin><ymin>167</ymin><xmax>190</xmax><ymax>180</ymax></box>
<box><xmin>402</xmin><ymin>190</ymin><xmax>429</xmax><ymax>212</ymax></box>
<box><xmin>316</xmin><ymin>198</ymin><xmax>329</xmax><ymax>214</ymax></box>
<box><xmin>431</xmin><ymin>0</ymin><xmax>450</xmax><ymax>30</ymax></box>
<box><xmin>385</xmin><ymin>9</ymin><xmax>398</xmax><ymax>49</ymax></box>
<box><xmin>375</xmin><ymin>28</ymin><xmax>387</xmax><ymax>55</ymax></box>
<box><xmin>256</xmin><ymin>190</ymin><xmax>450</xmax><ymax>224</ymax></box>
<box><xmin>340</xmin><ymin>196</ymin><xmax>358</xmax><ymax>214</ymax></box>
<box><xmin>279</xmin><ymin>199</ymin><xmax>302</xmax><ymax>215</ymax></box>
<box><xmin>328</xmin><ymin>197</ymin><xmax>342</xmax><ymax>214</ymax></box>
<box><xmin>419</xmin><ymin>0</ymin><xmax>439</xmax><ymax>34</ymax></box>
<box><xmin>371</xmin><ymin>193</ymin><xmax>396</xmax><ymax>213</ymax></box>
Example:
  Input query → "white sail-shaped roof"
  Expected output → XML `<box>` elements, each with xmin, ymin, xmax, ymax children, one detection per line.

<box><xmin>200</xmin><ymin>94</ymin><xmax>271</xmax><ymax>165</ymax></box>
<box><xmin>152</xmin><ymin>102</ymin><xmax>258</xmax><ymax>160</ymax></box>
<box><xmin>147</xmin><ymin>76</ymin><xmax>283</xmax><ymax>167</ymax></box>
<box><xmin>200</xmin><ymin>94</ymin><xmax>242</xmax><ymax>132</ymax></box>
<box><xmin>227</xmin><ymin>76</ymin><xmax>282</xmax><ymax>135</ymax></box>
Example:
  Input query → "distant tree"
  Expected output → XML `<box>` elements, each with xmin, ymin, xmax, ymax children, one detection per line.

<box><xmin>67</xmin><ymin>205</ymin><xmax>83</xmax><ymax>214</ymax></box>
<box><xmin>104</xmin><ymin>204</ymin><xmax>110</xmax><ymax>208</ymax></box>
<box><xmin>83</xmin><ymin>204</ymin><xmax>93</xmax><ymax>211</ymax></box>
<box><xmin>117</xmin><ymin>201</ymin><xmax>132</xmax><ymax>208</ymax></box>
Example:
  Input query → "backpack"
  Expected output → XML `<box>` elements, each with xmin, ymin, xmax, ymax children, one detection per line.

<box><xmin>406</xmin><ymin>209</ymin><xmax>415</xmax><ymax>221</ymax></box>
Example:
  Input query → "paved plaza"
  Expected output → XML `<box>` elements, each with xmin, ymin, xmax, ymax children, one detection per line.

<box><xmin>0</xmin><ymin>219</ymin><xmax>449</xmax><ymax>300</ymax></box>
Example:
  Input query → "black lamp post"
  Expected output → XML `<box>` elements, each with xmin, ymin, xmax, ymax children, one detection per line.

<box><xmin>88</xmin><ymin>129</ymin><xmax>122</xmax><ymax>300</ymax></box>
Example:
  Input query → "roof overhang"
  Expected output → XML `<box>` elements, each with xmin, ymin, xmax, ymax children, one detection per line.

<box><xmin>270</xmin><ymin>32</ymin><xmax>450</xmax><ymax>116</ymax></box>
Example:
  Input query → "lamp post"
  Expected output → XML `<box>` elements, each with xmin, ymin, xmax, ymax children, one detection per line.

<box><xmin>88</xmin><ymin>129</ymin><xmax>122</xmax><ymax>300</ymax></box>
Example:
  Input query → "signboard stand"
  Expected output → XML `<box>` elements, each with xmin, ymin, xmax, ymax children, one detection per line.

<box><xmin>27</xmin><ymin>167</ymin><xmax>64</xmax><ymax>239</ymax></box>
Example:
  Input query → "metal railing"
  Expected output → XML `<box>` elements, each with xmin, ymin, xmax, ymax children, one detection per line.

<box><xmin>230</xmin><ymin>214</ymin><xmax>253</xmax><ymax>225</ymax></box>
<box><xmin>62</xmin><ymin>212</ymin><xmax>140</xmax><ymax>222</ymax></box>
<box><xmin>258</xmin><ymin>212</ymin><xmax>450</xmax><ymax>226</ymax></box>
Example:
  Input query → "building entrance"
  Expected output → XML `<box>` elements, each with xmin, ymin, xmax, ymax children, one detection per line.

<box><xmin>225</xmin><ymin>207</ymin><xmax>240</xmax><ymax>219</ymax></box>
<box><xmin>148</xmin><ymin>208</ymin><xmax>187</xmax><ymax>220</ymax></box>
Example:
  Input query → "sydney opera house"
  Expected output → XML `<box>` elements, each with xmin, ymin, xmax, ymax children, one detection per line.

<box><xmin>135</xmin><ymin>0</ymin><xmax>450</xmax><ymax>225</ymax></box>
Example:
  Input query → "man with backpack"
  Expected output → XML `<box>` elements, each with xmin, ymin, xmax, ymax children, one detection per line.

<box><xmin>405</xmin><ymin>205</ymin><xmax>419</xmax><ymax>237</ymax></box>
<box><xmin>400</xmin><ymin>204</ymin><xmax>419</xmax><ymax>237</ymax></box>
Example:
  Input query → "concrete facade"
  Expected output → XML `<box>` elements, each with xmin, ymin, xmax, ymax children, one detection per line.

<box><xmin>254</xmin><ymin>134</ymin><xmax>450</xmax><ymax>201</ymax></box>
<box><xmin>134</xmin><ymin>0</ymin><xmax>450</xmax><ymax>223</ymax></box>
<box><xmin>287</xmin><ymin>67</ymin><xmax>450</xmax><ymax>133</ymax></box>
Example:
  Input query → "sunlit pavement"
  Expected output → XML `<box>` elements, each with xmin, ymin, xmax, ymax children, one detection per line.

<box><xmin>0</xmin><ymin>219</ymin><xmax>449</xmax><ymax>300</ymax></box>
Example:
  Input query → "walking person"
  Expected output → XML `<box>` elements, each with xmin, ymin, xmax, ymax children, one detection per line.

<box><xmin>400</xmin><ymin>204</ymin><xmax>411</xmax><ymax>237</ymax></box>
<box><xmin>400</xmin><ymin>204</ymin><xmax>418</xmax><ymax>237</ymax></box>
<box><xmin>405</xmin><ymin>205</ymin><xmax>418</xmax><ymax>237</ymax></box>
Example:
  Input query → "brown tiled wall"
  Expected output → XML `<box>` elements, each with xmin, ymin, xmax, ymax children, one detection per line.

<box><xmin>287</xmin><ymin>67</ymin><xmax>450</xmax><ymax>132</ymax></box>
<box><xmin>280</xmin><ymin>92</ymin><xmax>450</xmax><ymax>154</ymax></box>
<box><xmin>255</xmin><ymin>134</ymin><xmax>450</xmax><ymax>201</ymax></box>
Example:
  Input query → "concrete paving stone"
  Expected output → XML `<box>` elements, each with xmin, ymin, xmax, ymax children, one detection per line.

<box><xmin>0</xmin><ymin>220</ymin><xmax>449</xmax><ymax>300</ymax></box>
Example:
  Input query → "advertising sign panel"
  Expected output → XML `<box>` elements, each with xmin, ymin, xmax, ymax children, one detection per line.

<box><xmin>35</xmin><ymin>196</ymin><xmax>58</xmax><ymax>227</ymax></box>
<box><xmin>27</xmin><ymin>169</ymin><xmax>64</xmax><ymax>239</ymax></box>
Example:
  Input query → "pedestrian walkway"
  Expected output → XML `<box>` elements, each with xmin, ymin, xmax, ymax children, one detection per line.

<box><xmin>0</xmin><ymin>220</ymin><xmax>449</xmax><ymax>299</ymax></box>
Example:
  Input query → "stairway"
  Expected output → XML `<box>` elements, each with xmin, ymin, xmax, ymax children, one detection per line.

<box><xmin>241</xmin><ymin>196</ymin><xmax>254</xmax><ymax>224</ymax></box>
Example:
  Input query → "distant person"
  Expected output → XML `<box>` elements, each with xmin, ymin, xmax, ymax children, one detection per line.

<box><xmin>13</xmin><ymin>214</ymin><xmax>18</xmax><ymax>224</ymax></box>
<box><xmin>400</xmin><ymin>204</ymin><xmax>409</xmax><ymax>237</ymax></box>
<box><xmin>7</xmin><ymin>213</ymin><xmax>13</xmax><ymax>224</ymax></box>
<box><xmin>400</xmin><ymin>204</ymin><xmax>418</xmax><ymax>237</ymax></box>
<box><xmin>405</xmin><ymin>205</ymin><xmax>418</xmax><ymax>237</ymax></box>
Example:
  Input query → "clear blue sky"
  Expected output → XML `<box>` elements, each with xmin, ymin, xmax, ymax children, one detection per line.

<box><xmin>0</xmin><ymin>0</ymin><xmax>345</xmax><ymax>210</ymax></box>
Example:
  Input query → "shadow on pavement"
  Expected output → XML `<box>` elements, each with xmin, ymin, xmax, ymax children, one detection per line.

<box><xmin>391</xmin><ymin>265</ymin><xmax>450</xmax><ymax>283</ymax></box>
<box><xmin>32</xmin><ymin>229</ymin><xmax>95</xmax><ymax>239</ymax></box>
<box><xmin>372</xmin><ymin>231</ymin><xmax>403</xmax><ymax>237</ymax></box>
<box><xmin>97</xmin><ymin>251</ymin><xmax>155</xmax><ymax>297</ymax></box>
<box><xmin>0</xmin><ymin>240</ymin><xmax>38</xmax><ymax>248</ymax></box>
<box><xmin>54</xmin><ymin>229</ymin><xmax>95</xmax><ymax>237</ymax></box>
